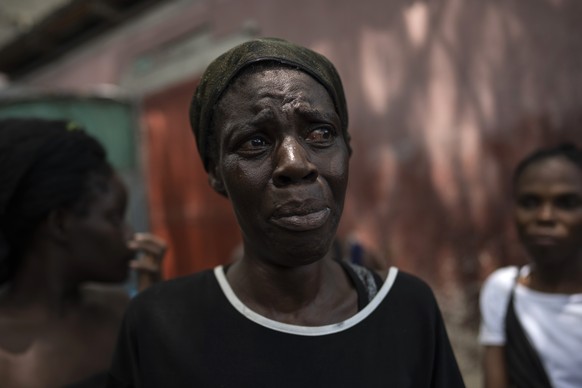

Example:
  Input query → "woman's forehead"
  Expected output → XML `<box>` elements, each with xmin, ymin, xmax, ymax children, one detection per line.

<box><xmin>517</xmin><ymin>156</ymin><xmax>582</xmax><ymax>190</ymax></box>
<box><xmin>222</xmin><ymin>68</ymin><xmax>333</xmax><ymax>108</ymax></box>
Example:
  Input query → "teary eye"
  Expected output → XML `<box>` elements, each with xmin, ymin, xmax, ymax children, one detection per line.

<box><xmin>306</xmin><ymin>127</ymin><xmax>335</xmax><ymax>144</ymax></box>
<box><xmin>237</xmin><ymin>134</ymin><xmax>271</xmax><ymax>156</ymax></box>
<box><xmin>249</xmin><ymin>136</ymin><xmax>267</xmax><ymax>147</ymax></box>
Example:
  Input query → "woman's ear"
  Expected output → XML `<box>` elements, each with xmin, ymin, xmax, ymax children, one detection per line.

<box><xmin>208</xmin><ymin>162</ymin><xmax>228</xmax><ymax>197</ymax></box>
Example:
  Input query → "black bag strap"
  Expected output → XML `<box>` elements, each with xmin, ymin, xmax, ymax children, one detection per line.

<box><xmin>504</xmin><ymin>268</ymin><xmax>553</xmax><ymax>388</ymax></box>
<box><xmin>338</xmin><ymin>260</ymin><xmax>382</xmax><ymax>311</ymax></box>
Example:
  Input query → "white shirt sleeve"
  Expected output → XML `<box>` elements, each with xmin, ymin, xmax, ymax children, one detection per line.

<box><xmin>478</xmin><ymin>266</ymin><xmax>518</xmax><ymax>345</ymax></box>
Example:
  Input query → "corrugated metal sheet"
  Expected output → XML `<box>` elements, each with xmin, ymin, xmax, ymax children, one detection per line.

<box><xmin>142</xmin><ymin>78</ymin><xmax>241</xmax><ymax>278</ymax></box>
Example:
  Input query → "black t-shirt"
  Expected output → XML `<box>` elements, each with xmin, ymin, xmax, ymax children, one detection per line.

<box><xmin>107</xmin><ymin>266</ymin><xmax>465</xmax><ymax>388</ymax></box>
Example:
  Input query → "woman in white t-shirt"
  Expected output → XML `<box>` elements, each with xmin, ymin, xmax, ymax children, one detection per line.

<box><xmin>479</xmin><ymin>143</ymin><xmax>582</xmax><ymax>388</ymax></box>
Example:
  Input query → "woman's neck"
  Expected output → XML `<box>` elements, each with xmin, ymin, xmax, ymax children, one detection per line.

<box><xmin>0</xmin><ymin>251</ymin><xmax>81</xmax><ymax>320</ymax></box>
<box><xmin>226</xmin><ymin>252</ymin><xmax>356</xmax><ymax>325</ymax></box>
<box><xmin>525</xmin><ymin>258</ymin><xmax>582</xmax><ymax>294</ymax></box>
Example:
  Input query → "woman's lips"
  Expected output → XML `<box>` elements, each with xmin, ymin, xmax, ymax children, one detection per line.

<box><xmin>270</xmin><ymin>208</ymin><xmax>331</xmax><ymax>231</ymax></box>
<box><xmin>528</xmin><ymin>235</ymin><xmax>560</xmax><ymax>246</ymax></box>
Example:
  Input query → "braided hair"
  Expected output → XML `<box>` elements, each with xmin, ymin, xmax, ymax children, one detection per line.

<box><xmin>513</xmin><ymin>142</ymin><xmax>582</xmax><ymax>186</ymax></box>
<box><xmin>0</xmin><ymin>118</ymin><xmax>113</xmax><ymax>284</ymax></box>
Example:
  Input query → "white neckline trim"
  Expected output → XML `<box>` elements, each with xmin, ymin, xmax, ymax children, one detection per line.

<box><xmin>214</xmin><ymin>265</ymin><xmax>399</xmax><ymax>336</ymax></box>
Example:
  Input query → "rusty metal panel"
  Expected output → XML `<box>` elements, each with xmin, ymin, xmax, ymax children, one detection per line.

<box><xmin>142</xmin><ymin>78</ymin><xmax>241</xmax><ymax>279</ymax></box>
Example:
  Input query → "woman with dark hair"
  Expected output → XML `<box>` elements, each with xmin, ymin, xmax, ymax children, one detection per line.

<box><xmin>480</xmin><ymin>143</ymin><xmax>582</xmax><ymax>388</ymax></box>
<box><xmin>0</xmin><ymin>118</ymin><xmax>166</xmax><ymax>388</ymax></box>
<box><xmin>108</xmin><ymin>38</ymin><xmax>464</xmax><ymax>388</ymax></box>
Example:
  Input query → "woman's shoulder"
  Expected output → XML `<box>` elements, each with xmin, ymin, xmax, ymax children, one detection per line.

<box><xmin>482</xmin><ymin>266</ymin><xmax>520</xmax><ymax>294</ymax></box>
<box><xmin>375</xmin><ymin>267</ymin><xmax>438</xmax><ymax>304</ymax></box>
<box><xmin>80</xmin><ymin>284</ymin><xmax>131</xmax><ymax>324</ymax></box>
<box><xmin>479</xmin><ymin>266</ymin><xmax>520</xmax><ymax>317</ymax></box>
<box><xmin>388</xmin><ymin>268</ymin><xmax>433</xmax><ymax>292</ymax></box>
<box><xmin>142</xmin><ymin>267</ymin><xmax>216</xmax><ymax>293</ymax></box>
<box><xmin>127</xmin><ymin>268</ymin><xmax>217</xmax><ymax>311</ymax></box>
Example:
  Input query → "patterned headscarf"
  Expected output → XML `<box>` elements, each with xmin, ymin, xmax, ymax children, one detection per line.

<box><xmin>189</xmin><ymin>37</ymin><xmax>350</xmax><ymax>171</ymax></box>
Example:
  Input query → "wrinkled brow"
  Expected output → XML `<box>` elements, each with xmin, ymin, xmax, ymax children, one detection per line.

<box><xmin>294</xmin><ymin>106</ymin><xmax>339</xmax><ymax>123</ymax></box>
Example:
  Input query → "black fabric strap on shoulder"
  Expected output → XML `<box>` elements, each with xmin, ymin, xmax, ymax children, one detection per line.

<box><xmin>337</xmin><ymin>260</ymin><xmax>382</xmax><ymax>311</ymax></box>
<box><xmin>370</xmin><ymin>270</ymin><xmax>383</xmax><ymax>289</ymax></box>
<box><xmin>504</xmin><ymin>270</ymin><xmax>553</xmax><ymax>388</ymax></box>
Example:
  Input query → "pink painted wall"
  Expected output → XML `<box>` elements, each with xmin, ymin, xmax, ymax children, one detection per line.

<box><xmin>22</xmin><ymin>0</ymin><xmax>582</xmax><ymax>295</ymax></box>
<box><xmin>208</xmin><ymin>0</ymin><xmax>582</xmax><ymax>294</ymax></box>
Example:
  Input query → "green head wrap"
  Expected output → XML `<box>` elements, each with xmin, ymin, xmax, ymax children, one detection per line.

<box><xmin>189</xmin><ymin>37</ymin><xmax>350</xmax><ymax>171</ymax></box>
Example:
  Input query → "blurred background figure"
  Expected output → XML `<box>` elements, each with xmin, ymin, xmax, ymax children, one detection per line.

<box><xmin>0</xmin><ymin>118</ymin><xmax>166</xmax><ymax>388</ymax></box>
<box><xmin>479</xmin><ymin>143</ymin><xmax>582</xmax><ymax>388</ymax></box>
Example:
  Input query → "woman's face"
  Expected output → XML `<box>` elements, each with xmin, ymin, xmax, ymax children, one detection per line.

<box><xmin>66</xmin><ymin>174</ymin><xmax>134</xmax><ymax>283</ymax></box>
<box><xmin>515</xmin><ymin>156</ymin><xmax>582</xmax><ymax>266</ymax></box>
<box><xmin>211</xmin><ymin>68</ymin><xmax>349</xmax><ymax>267</ymax></box>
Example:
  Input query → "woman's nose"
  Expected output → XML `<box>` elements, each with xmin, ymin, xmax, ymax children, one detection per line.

<box><xmin>272</xmin><ymin>136</ymin><xmax>318</xmax><ymax>186</ymax></box>
<box><xmin>535</xmin><ymin>203</ymin><xmax>556</xmax><ymax>224</ymax></box>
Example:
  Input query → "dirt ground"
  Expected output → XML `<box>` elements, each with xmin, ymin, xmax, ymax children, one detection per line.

<box><xmin>437</xmin><ymin>291</ymin><xmax>483</xmax><ymax>388</ymax></box>
<box><xmin>446</xmin><ymin>318</ymin><xmax>482</xmax><ymax>387</ymax></box>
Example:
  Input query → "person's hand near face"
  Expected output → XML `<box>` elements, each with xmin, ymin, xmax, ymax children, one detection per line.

<box><xmin>129</xmin><ymin>232</ymin><xmax>167</xmax><ymax>291</ymax></box>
